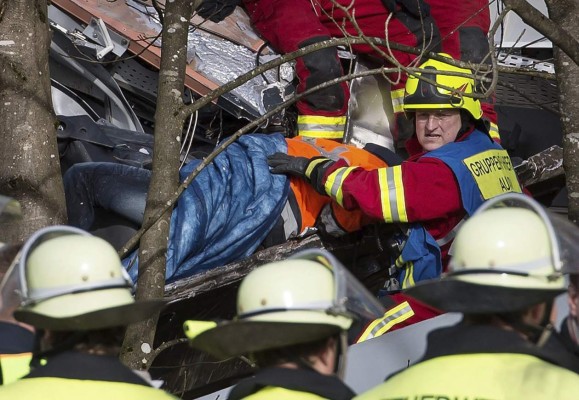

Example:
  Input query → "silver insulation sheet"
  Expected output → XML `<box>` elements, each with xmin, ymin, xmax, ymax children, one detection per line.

<box><xmin>127</xmin><ymin>0</ymin><xmax>293</xmax><ymax>116</ymax></box>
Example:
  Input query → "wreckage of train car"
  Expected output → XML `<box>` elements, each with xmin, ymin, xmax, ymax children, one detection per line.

<box><xmin>36</xmin><ymin>1</ymin><xmax>569</xmax><ymax>398</ymax></box>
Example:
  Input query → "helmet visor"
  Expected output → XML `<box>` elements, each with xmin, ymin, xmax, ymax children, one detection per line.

<box><xmin>474</xmin><ymin>193</ymin><xmax>579</xmax><ymax>275</ymax></box>
<box><xmin>551</xmin><ymin>211</ymin><xmax>579</xmax><ymax>275</ymax></box>
<box><xmin>0</xmin><ymin>195</ymin><xmax>21</xmax><ymax>218</ymax></box>
<box><xmin>289</xmin><ymin>249</ymin><xmax>385</xmax><ymax>321</ymax></box>
<box><xmin>0</xmin><ymin>245</ymin><xmax>23</xmax><ymax>315</ymax></box>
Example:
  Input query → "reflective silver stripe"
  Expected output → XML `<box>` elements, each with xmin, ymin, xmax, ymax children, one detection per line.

<box><xmin>436</xmin><ymin>217</ymin><xmax>467</xmax><ymax>247</ymax></box>
<box><xmin>325</xmin><ymin>166</ymin><xmax>356</xmax><ymax>206</ymax></box>
<box><xmin>329</xmin><ymin>167</ymin><xmax>348</xmax><ymax>198</ymax></box>
<box><xmin>297</xmin><ymin>122</ymin><xmax>346</xmax><ymax>132</ymax></box>
<box><xmin>305</xmin><ymin>158</ymin><xmax>330</xmax><ymax>178</ymax></box>
<box><xmin>297</xmin><ymin>115</ymin><xmax>347</xmax><ymax>138</ymax></box>
<box><xmin>386</xmin><ymin>168</ymin><xmax>400</xmax><ymax>221</ymax></box>
<box><xmin>318</xmin><ymin>204</ymin><xmax>347</xmax><ymax>237</ymax></box>
<box><xmin>280</xmin><ymin>200</ymin><xmax>299</xmax><ymax>239</ymax></box>
<box><xmin>391</xmin><ymin>89</ymin><xmax>405</xmax><ymax>113</ymax></box>
<box><xmin>300</xmin><ymin>137</ymin><xmax>350</xmax><ymax>159</ymax></box>
<box><xmin>361</xmin><ymin>302</ymin><xmax>414</xmax><ymax>341</ymax></box>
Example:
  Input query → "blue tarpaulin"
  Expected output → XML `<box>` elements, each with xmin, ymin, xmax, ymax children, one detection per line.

<box><xmin>125</xmin><ymin>133</ymin><xmax>289</xmax><ymax>283</ymax></box>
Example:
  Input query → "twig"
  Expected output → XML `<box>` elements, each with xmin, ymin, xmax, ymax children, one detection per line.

<box><xmin>148</xmin><ymin>338</ymin><xmax>189</xmax><ymax>362</ymax></box>
<box><xmin>503</xmin><ymin>0</ymin><xmax>579</xmax><ymax>66</ymax></box>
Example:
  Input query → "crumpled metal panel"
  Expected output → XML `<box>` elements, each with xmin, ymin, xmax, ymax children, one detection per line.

<box><xmin>55</xmin><ymin>0</ymin><xmax>293</xmax><ymax>118</ymax></box>
<box><xmin>126</xmin><ymin>0</ymin><xmax>293</xmax><ymax>117</ymax></box>
<box><xmin>344</xmin><ymin>59</ymin><xmax>395</xmax><ymax>151</ymax></box>
<box><xmin>188</xmin><ymin>31</ymin><xmax>292</xmax><ymax>116</ymax></box>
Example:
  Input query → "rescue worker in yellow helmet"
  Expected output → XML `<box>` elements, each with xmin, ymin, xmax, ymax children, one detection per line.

<box><xmin>184</xmin><ymin>248</ymin><xmax>385</xmax><ymax>399</ymax></box>
<box><xmin>356</xmin><ymin>193</ymin><xmax>579</xmax><ymax>400</ymax></box>
<box><xmin>0</xmin><ymin>225</ymin><xmax>176</xmax><ymax>399</ymax></box>
<box><xmin>0</xmin><ymin>243</ymin><xmax>34</xmax><ymax>385</ymax></box>
<box><xmin>268</xmin><ymin>53</ymin><xmax>523</xmax><ymax>331</ymax></box>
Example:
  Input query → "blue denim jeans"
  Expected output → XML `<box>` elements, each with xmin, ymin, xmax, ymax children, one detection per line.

<box><xmin>63</xmin><ymin>162</ymin><xmax>150</xmax><ymax>230</ymax></box>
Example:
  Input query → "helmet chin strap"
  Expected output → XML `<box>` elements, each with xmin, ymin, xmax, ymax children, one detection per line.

<box><xmin>499</xmin><ymin>300</ymin><xmax>555</xmax><ymax>348</ymax></box>
<box><xmin>534</xmin><ymin>322</ymin><xmax>555</xmax><ymax>348</ymax></box>
<box><xmin>535</xmin><ymin>300</ymin><xmax>556</xmax><ymax>348</ymax></box>
<box><xmin>335</xmin><ymin>331</ymin><xmax>348</xmax><ymax>379</ymax></box>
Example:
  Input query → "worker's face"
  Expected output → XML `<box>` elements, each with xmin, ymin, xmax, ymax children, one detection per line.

<box><xmin>414</xmin><ymin>109</ymin><xmax>462</xmax><ymax>152</ymax></box>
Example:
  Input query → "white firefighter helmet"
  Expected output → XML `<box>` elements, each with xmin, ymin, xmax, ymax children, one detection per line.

<box><xmin>407</xmin><ymin>193</ymin><xmax>574</xmax><ymax>313</ymax></box>
<box><xmin>12</xmin><ymin>225</ymin><xmax>165</xmax><ymax>330</ymax></box>
<box><xmin>184</xmin><ymin>249</ymin><xmax>384</xmax><ymax>359</ymax></box>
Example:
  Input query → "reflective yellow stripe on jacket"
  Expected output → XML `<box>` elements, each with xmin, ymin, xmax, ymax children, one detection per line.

<box><xmin>297</xmin><ymin>115</ymin><xmax>347</xmax><ymax>139</ymax></box>
<box><xmin>378</xmin><ymin>166</ymin><xmax>408</xmax><ymax>222</ymax></box>
<box><xmin>488</xmin><ymin>121</ymin><xmax>500</xmax><ymax>142</ymax></box>
<box><xmin>357</xmin><ymin>301</ymin><xmax>414</xmax><ymax>343</ymax></box>
<box><xmin>0</xmin><ymin>353</ymin><xmax>32</xmax><ymax>385</ymax></box>
<box><xmin>324</xmin><ymin>165</ymin><xmax>408</xmax><ymax>222</ymax></box>
<box><xmin>391</xmin><ymin>88</ymin><xmax>405</xmax><ymax>114</ymax></box>
<box><xmin>435</xmin><ymin>217</ymin><xmax>466</xmax><ymax>248</ymax></box>
<box><xmin>324</xmin><ymin>166</ymin><xmax>357</xmax><ymax>207</ymax></box>
<box><xmin>400</xmin><ymin>260</ymin><xmax>415</xmax><ymax>289</ymax></box>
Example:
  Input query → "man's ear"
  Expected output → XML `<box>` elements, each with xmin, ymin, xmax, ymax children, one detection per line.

<box><xmin>317</xmin><ymin>336</ymin><xmax>338</xmax><ymax>371</ymax></box>
<box><xmin>522</xmin><ymin>303</ymin><xmax>548</xmax><ymax>326</ymax></box>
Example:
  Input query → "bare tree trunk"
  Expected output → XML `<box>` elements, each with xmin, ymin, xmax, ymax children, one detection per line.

<box><xmin>0</xmin><ymin>0</ymin><xmax>66</xmax><ymax>241</ymax></box>
<box><xmin>545</xmin><ymin>0</ymin><xmax>579</xmax><ymax>223</ymax></box>
<box><xmin>120</xmin><ymin>0</ymin><xmax>198</xmax><ymax>370</ymax></box>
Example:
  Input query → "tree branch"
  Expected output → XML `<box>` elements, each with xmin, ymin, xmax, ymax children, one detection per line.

<box><xmin>118</xmin><ymin>64</ymin><xmax>403</xmax><ymax>258</ymax></box>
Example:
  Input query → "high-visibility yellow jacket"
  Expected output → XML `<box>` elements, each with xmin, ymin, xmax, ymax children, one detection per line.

<box><xmin>227</xmin><ymin>367</ymin><xmax>355</xmax><ymax>400</ymax></box>
<box><xmin>242</xmin><ymin>386</ymin><xmax>330</xmax><ymax>400</ymax></box>
<box><xmin>0</xmin><ymin>350</ymin><xmax>178</xmax><ymax>399</ymax></box>
<box><xmin>355</xmin><ymin>323</ymin><xmax>579</xmax><ymax>400</ymax></box>
<box><xmin>0</xmin><ymin>377</ymin><xmax>178</xmax><ymax>399</ymax></box>
<box><xmin>355</xmin><ymin>352</ymin><xmax>579</xmax><ymax>400</ymax></box>
<box><xmin>0</xmin><ymin>322</ymin><xmax>35</xmax><ymax>385</ymax></box>
<box><xmin>0</xmin><ymin>353</ymin><xmax>32</xmax><ymax>385</ymax></box>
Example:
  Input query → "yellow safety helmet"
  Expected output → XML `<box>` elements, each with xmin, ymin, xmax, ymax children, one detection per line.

<box><xmin>12</xmin><ymin>225</ymin><xmax>165</xmax><ymax>330</ymax></box>
<box><xmin>184</xmin><ymin>249</ymin><xmax>384</xmax><ymax>360</ymax></box>
<box><xmin>403</xmin><ymin>53</ymin><xmax>483</xmax><ymax>120</ymax></box>
<box><xmin>407</xmin><ymin>193</ymin><xmax>576</xmax><ymax>313</ymax></box>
